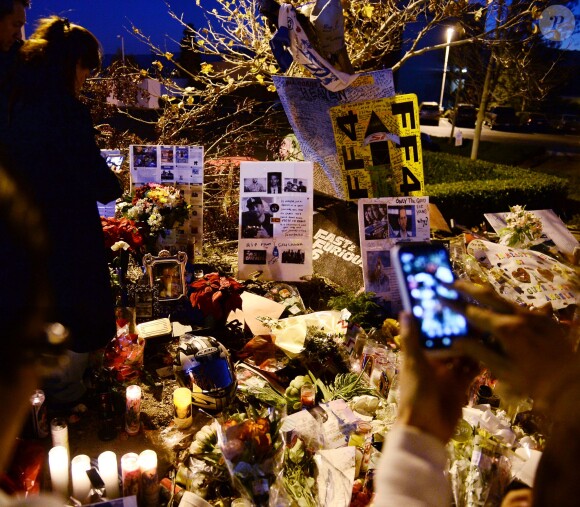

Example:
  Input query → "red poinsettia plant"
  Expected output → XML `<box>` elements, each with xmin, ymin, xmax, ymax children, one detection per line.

<box><xmin>189</xmin><ymin>272</ymin><xmax>245</xmax><ymax>324</ymax></box>
<box><xmin>101</xmin><ymin>217</ymin><xmax>144</xmax><ymax>253</ymax></box>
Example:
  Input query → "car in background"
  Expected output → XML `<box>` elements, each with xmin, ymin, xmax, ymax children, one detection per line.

<box><xmin>419</xmin><ymin>101</ymin><xmax>442</xmax><ymax>126</ymax></box>
<box><xmin>485</xmin><ymin>106</ymin><xmax>518</xmax><ymax>130</ymax></box>
<box><xmin>450</xmin><ymin>103</ymin><xmax>477</xmax><ymax>128</ymax></box>
<box><xmin>556</xmin><ymin>114</ymin><xmax>580</xmax><ymax>134</ymax></box>
<box><xmin>518</xmin><ymin>112</ymin><xmax>551</xmax><ymax>133</ymax></box>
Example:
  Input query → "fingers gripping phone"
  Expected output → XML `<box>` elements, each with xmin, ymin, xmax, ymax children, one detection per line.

<box><xmin>391</xmin><ymin>243</ymin><xmax>469</xmax><ymax>354</ymax></box>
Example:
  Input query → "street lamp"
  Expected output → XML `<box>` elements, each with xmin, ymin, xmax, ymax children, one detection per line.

<box><xmin>438</xmin><ymin>27</ymin><xmax>454</xmax><ymax>110</ymax></box>
<box><xmin>117</xmin><ymin>35</ymin><xmax>125</xmax><ymax>65</ymax></box>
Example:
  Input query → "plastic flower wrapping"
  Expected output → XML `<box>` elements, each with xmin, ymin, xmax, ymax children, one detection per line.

<box><xmin>447</xmin><ymin>401</ymin><xmax>542</xmax><ymax>507</ymax></box>
<box><xmin>214</xmin><ymin>409</ymin><xmax>284</xmax><ymax>507</ymax></box>
<box><xmin>498</xmin><ymin>205</ymin><xmax>543</xmax><ymax>249</ymax></box>
<box><xmin>102</xmin><ymin>307</ymin><xmax>145</xmax><ymax>383</ymax></box>
<box><xmin>116</xmin><ymin>183</ymin><xmax>190</xmax><ymax>240</ymax></box>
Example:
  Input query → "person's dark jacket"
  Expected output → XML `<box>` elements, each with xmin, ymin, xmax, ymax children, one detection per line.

<box><xmin>4</xmin><ymin>91</ymin><xmax>122</xmax><ymax>352</ymax></box>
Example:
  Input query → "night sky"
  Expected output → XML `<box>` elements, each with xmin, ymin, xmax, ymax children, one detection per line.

<box><xmin>26</xmin><ymin>0</ymin><xmax>219</xmax><ymax>56</ymax></box>
<box><xmin>25</xmin><ymin>1</ymin><xmax>580</xmax><ymax>58</ymax></box>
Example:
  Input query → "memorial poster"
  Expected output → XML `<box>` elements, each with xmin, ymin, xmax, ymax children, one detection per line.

<box><xmin>358</xmin><ymin>197</ymin><xmax>430</xmax><ymax>314</ymax></box>
<box><xmin>238</xmin><ymin>161</ymin><xmax>313</xmax><ymax>281</ymax></box>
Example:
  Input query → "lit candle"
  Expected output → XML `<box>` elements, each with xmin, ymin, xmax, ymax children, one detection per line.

<box><xmin>50</xmin><ymin>417</ymin><xmax>69</xmax><ymax>457</ymax></box>
<box><xmin>98</xmin><ymin>451</ymin><xmax>120</xmax><ymax>499</ymax></box>
<box><xmin>173</xmin><ymin>387</ymin><xmax>192</xmax><ymax>429</ymax></box>
<box><xmin>125</xmin><ymin>385</ymin><xmax>142</xmax><ymax>436</ymax></box>
<box><xmin>121</xmin><ymin>452</ymin><xmax>140</xmax><ymax>498</ymax></box>
<box><xmin>71</xmin><ymin>454</ymin><xmax>92</xmax><ymax>503</ymax></box>
<box><xmin>48</xmin><ymin>445</ymin><xmax>69</xmax><ymax>498</ymax></box>
<box><xmin>138</xmin><ymin>450</ymin><xmax>159</xmax><ymax>507</ymax></box>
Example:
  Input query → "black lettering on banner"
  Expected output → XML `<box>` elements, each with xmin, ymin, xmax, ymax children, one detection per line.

<box><xmin>391</xmin><ymin>101</ymin><xmax>416</xmax><ymax>130</ymax></box>
<box><xmin>346</xmin><ymin>174</ymin><xmax>369</xmax><ymax>199</ymax></box>
<box><xmin>341</xmin><ymin>146</ymin><xmax>365</xmax><ymax>170</ymax></box>
<box><xmin>399</xmin><ymin>166</ymin><xmax>421</xmax><ymax>196</ymax></box>
<box><xmin>398</xmin><ymin>135</ymin><xmax>419</xmax><ymax>163</ymax></box>
<box><xmin>337</xmin><ymin>111</ymin><xmax>359</xmax><ymax>141</ymax></box>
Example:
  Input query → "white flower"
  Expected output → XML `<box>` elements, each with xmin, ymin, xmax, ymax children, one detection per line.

<box><xmin>111</xmin><ymin>241</ymin><xmax>130</xmax><ymax>252</ymax></box>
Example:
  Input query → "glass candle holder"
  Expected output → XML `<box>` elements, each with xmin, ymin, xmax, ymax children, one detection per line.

<box><xmin>125</xmin><ymin>385</ymin><xmax>142</xmax><ymax>436</ymax></box>
<box><xmin>173</xmin><ymin>387</ymin><xmax>193</xmax><ymax>429</ymax></box>
<box><xmin>48</xmin><ymin>445</ymin><xmax>69</xmax><ymax>498</ymax></box>
<box><xmin>139</xmin><ymin>450</ymin><xmax>159</xmax><ymax>507</ymax></box>
<box><xmin>98</xmin><ymin>451</ymin><xmax>120</xmax><ymax>499</ymax></box>
<box><xmin>71</xmin><ymin>454</ymin><xmax>92</xmax><ymax>503</ymax></box>
<box><xmin>121</xmin><ymin>452</ymin><xmax>140</xmax><ymax>498</ymax></box>
<box><xmin>50</xmin><ymin>417</ymin><xmax>69</xmax><ymax>457</ymax></box>
<box><xmin>300</xmin><ymin>383</ymin><xmax>316</xmax><ymax>410</ymax></box>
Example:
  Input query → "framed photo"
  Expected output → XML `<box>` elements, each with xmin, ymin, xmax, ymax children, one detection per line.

<box><xmin>143</xmin><ymin>250</ymin><xmax>188</xmax><ymax>301</ymax></box>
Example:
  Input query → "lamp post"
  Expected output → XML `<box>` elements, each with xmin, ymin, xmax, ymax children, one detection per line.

<box><xmin>438</xmin><ymin>27</ymin><xmax>454</xmax><ymax>110</ymax></box>
<box><xmin>117</xmin><ymin>35</ymin><xmax>125</xmax><ymax>65</ymax></box>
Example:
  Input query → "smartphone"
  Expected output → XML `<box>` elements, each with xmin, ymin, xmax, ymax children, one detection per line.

<box><xmin>391</xmin><ymin>242</ymin><xmax>469</xmax><ymax>353</ymax></box>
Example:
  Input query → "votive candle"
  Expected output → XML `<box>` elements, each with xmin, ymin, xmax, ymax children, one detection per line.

<box><xmin>121</xmin><ymin>452</ymin><xmax>140</xmax><ymax>498</ymax></box>
<box><xmin>125</xmin><ymin>385</ymin><xmax>142</xmax><ymax>436</ymax></box>
<box><xmin>48</xmin><ymin>445</ymin><xmax>69</xmax><ymax>498</ymax></box>
<box><xmin>138</xmin><ymin>450</ymin><xmax>159</xmax><ymax>507</ymax></box>
<box><xmin>98</xmin><ymin>451</ymin><xmax>120</xmax><ymax>499</ymax></box>
<box><xmin>71</xmin><ymin>454</ymin><xmax>92</xmax><ymax>503</ymax></box>
<box><xmin>173</xmin><ymin>387</ymin><xmax>192</xmax><ymax>429</ymax></box>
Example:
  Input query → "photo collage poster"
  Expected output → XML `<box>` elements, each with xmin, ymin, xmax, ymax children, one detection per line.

<box><xmin>358</xmin><ymin>197</ymin><xmax>430</xmax><ymax>314</ymax></box>
<box><xmin>129</xmin><ymin>145</ymin><xmax>204</xmax><ymax>259</ymax></box>
<box><xmin>238</xmin><ymin>161</ymin><xmax>313</xmax><ymax>281</ymax></box>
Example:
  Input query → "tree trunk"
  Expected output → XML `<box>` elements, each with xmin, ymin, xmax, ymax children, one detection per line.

<box><xmin>471</xmin><ymin>55</ymin><xmax>494</xmax><ymax>161</ymax></box>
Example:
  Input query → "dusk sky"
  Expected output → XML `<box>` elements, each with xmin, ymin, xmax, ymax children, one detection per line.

<box><xmin>26</xmin><ymin>0</ymin><xmax>219</xmax><ymax>56</ymax></box>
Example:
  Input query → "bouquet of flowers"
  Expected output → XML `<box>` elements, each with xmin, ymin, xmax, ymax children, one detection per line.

<box><xmin>189</xmin><ymin>272</ymin><xmax>245</xmax><ymax>326</ymax></box>
<box><xmin>498</xmin><ymin>205</ymin><xmax>543</xmax><ymax>249</ymax></box>
<box><xmin>215</xmin><ymin>411</ymin><xmax>283</xmax><ymax>507</ymax></box>
<box><xmin>116</xmin><ymin>183</ymin><xmax>190</xmax><ymax>241</ymax></box>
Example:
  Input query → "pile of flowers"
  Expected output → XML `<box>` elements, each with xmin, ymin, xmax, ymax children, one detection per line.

<box><xmin>499</xmin><ymin>205</ymin><xmax>543</xmax><ymax>249</ymax></box>
<box><xmin>117</xmin><ymin>183</ymin><xmax>190</xmax><ymax>239</ymax></box>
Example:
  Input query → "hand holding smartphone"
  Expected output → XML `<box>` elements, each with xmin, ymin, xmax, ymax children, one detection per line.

<box><xmin>391</xmin><ymin>243</ymin><xmax>469</xmax><ymax>355</ymax></box>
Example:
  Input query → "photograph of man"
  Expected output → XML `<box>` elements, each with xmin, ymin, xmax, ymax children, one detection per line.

<box><xmin>390</xmin><ymin>206</ymin><xmax>415</xmax><ymax>238</ymax></box>
<box><xmin>367</xmin><ymin>251</ymin><xmax>391</xmax><ymax>293</ymax></box>
<box><xmin>297</xmin><ymin>180</ymin><xmax>307</xmax><ymax>192</ymax></box>
<box><xmin>241</xmin><ymin>197</ymin><xmax>274</xmax><ymax>238</ymax></box>
<box><xmin>244</xmin><ymin>177</ymin><xmax>265</xmax><ymax>192</ymax></box>
<box><xmin>267</xmin><ymin>172</ymin><xmax>282</xmax><ymax>194</ymax></box>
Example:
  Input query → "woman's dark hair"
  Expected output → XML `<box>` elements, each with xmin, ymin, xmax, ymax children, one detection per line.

<box><xmin>17</xmin><ymin>16</ymin><xmax>101</xmax><ymax>96</ymax></box>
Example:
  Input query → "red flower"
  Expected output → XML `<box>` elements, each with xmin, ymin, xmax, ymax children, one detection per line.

<box><xmin>189</xmin><ymin>272</ymin><xmax>244</xmax><ymax>321</ymax></box>
<box><xmin>101</xmin><ymin>217</ymin><xmax>144</xmax><ymax>251</ymax></box>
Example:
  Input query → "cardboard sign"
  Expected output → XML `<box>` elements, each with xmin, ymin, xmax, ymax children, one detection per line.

<box><xmin>329</xmin><ymin>94</ymin><xmax>424</xmax><ymax>200</ymax></box>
